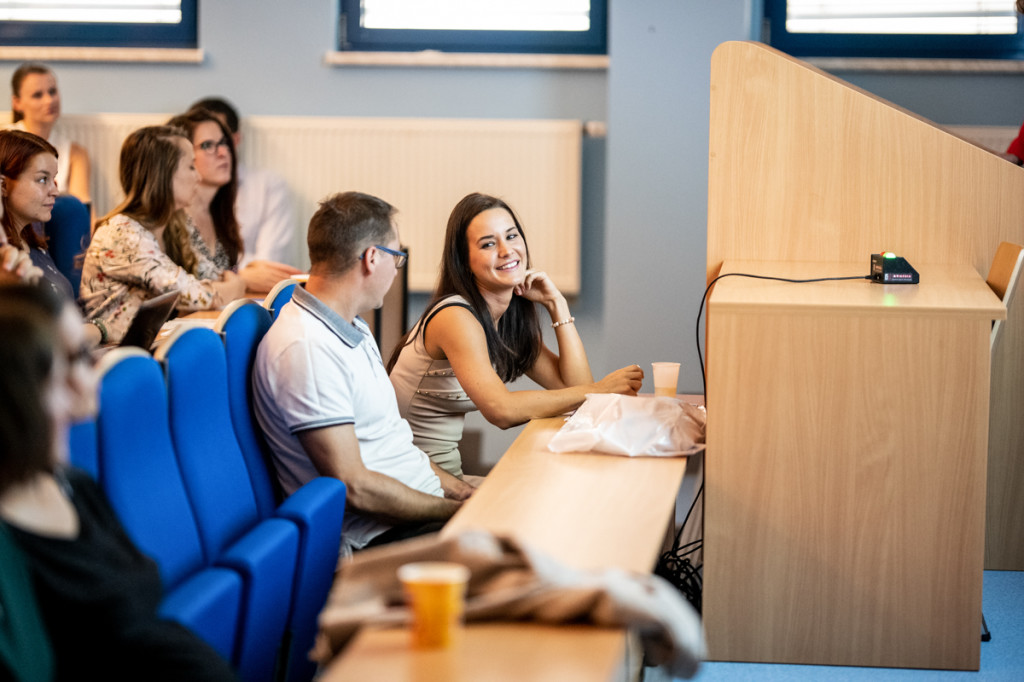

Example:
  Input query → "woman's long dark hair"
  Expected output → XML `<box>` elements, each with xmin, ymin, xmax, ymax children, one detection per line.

<box><xmin>388</xmin><ymin>193</ymin><xmax>541</xmax><ymax>383</ymax></box>
<box><xmin>0</xmin><ymin>283</ymin><xmax>61</xmax><ymax>494</ymax></box>
<box><xmin>166</xmin><ymin>108</ymin><xmax>243</xmax><ymax>266</ymax></box>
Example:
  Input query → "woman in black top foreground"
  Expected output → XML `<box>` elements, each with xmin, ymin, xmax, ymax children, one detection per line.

<box><xmin>0</xmin><ymin>283</ymin><xmax>237</xmax><ymax>681</ymax></box>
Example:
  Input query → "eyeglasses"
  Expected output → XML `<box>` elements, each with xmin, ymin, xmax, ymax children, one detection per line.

<box><xmin>361</xmin><ymin>244</ymin><xmax>407</xmax><ymax>269</ymax></box>
<box><xmin>195</xmin><ymin>137</ymin><xmax>230</xmax><ymax>155</ymax></box>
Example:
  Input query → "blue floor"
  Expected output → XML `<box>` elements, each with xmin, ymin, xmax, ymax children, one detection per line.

<box><xmin>690</xmin><ymin>571</ymin><xmax>1024</xmax><ymax>681</ymax></box>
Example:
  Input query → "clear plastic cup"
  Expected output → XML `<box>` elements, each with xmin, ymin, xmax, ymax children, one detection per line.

<box><xmin>652</xmin><ymin>362</ymin><xmax>681</xmax><ymax>397</ymax></box>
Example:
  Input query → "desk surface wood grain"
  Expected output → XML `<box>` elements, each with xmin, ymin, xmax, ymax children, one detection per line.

<box><xmin>442</xmin><ymin>415</ymin><xmax>690</xmax><ymax>574</ymax></box>
<box><xmin>324</xmin><ymin>623</ymin><xmax>627</xmax><ymax>682</ymax></box>
<box><xmin>712</xmin><ymin>261</ymin><xmax>1005</xmax><ymax>319</ymax></box>
<box><xmin>323</xmin><ymin>404</ymin><xmax>696</xmax><ymax>681</ymax></box>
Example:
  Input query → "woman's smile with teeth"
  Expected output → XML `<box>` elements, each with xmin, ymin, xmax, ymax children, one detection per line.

<box><xmin>498</xmin><ymin>260</ymin><xmax>519</xmax><ymax>270</ymax></box>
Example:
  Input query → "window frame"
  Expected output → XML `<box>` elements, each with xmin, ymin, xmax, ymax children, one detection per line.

<box><xmin>338</xmin><ymin>0</ymin><xmax>607</xmax><ymax>55</ymax></box>
<box><xmin>765</xmin><ymin>0</ymin><xmax>1024</xmax><ymax>60</ymax></box>
<box><xmin>0</xmin><ymin>1</ymin><xmax>197</xmax><ymax>49</ymax></box>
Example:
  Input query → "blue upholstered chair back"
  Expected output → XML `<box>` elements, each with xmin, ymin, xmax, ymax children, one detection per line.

<box><xmin>216</xmin><ymin>299</ymin><xmax>348</xmax><ymax>682</ymax></box>
<box><xmin>96</xmin><ymin>349</ymin><xmax>208</xmax><ymax>587</ymax></box>
<box><xmin>156</xmin><ymin>326</ymin><xmax>261</xmax><ymax>559</ymax></box>
<box><xmin>42</xmin><ymin>195</ymin><xmax>90</xmax><ymax>298</ymax></box>
<box><xmin>263</xmin><ymin>279</ymin><xmax>297</xmax><ymax>321</ymax></box>
<box><xmin>67</xmin><ymin>417</ymin><xmax>98</xmax><ymax>480</ymax></box>
<box><xmin>215</xmin><ymin>300</ymin><xmax>279</xmax><ymax>517</ymax></box>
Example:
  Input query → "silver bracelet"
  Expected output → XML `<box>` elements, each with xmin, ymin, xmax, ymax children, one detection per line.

<box><xmin>551</xmin><ymin>316</ymin><xmax>575</xmax><ymax>329</ymax></box>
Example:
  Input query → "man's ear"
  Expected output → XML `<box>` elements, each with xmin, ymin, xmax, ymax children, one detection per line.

<box><xmin>360</xmin><ymin>245</ymin><xmax>377</xmax><ymax>273</ymax></box>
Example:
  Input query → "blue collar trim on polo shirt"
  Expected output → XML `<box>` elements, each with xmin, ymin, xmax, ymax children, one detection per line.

<box><xmin>291</xmin><ymin>285</ymin><xmax>367</xmax><ymax>349</ymax></box>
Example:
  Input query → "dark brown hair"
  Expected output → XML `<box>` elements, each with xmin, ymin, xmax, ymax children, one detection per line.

<box><xmin>189</xmin><ymin>97</ymin><xmax>240</xmax><ymax>134</ymax></box>
<box><xmin>307</xmin><ymin>191</ymin><xmax>397</xmax><ymax>275</ymax></box>
<box><xmin>0</xmin><ymin>283</ymin><xmax>62</xmax><ymax>493</ymax></box>
<box><xmin>0</xmin><ymin>129</ymin><xmax>58</xmax><ymax>250</ymax></box>
<box><xmin>167</xmin><ymin>108</ymin><xmax>243</xmax><ymax>265</ymax></box>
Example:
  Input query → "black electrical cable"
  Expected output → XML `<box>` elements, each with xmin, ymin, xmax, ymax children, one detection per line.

<box><xmin>657</xmin><ymin>272</ymin><xmax>870</xmax><ymax>612</ymax></box>
<box><xmin>696</xmin><ymin>273</ymin><xmax>870</xmax><ymax>406</ymax></box>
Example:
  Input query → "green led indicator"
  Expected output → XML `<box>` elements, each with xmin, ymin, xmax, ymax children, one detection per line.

<box><xmin>884</xmin><ymin>252</ymin><xmax>896</xmax><ymax>259</ymax></box>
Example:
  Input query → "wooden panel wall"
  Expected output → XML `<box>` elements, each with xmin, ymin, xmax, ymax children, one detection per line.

<box><xmin>706</xmin><ymin>41</ymin><xmax>1024</xmax><ymax>569</ymax></box>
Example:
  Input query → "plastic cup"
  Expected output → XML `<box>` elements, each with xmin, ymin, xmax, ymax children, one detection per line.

<box><xmin>652</xmin><ymin>362</ymin><xmax>681</xmax><ymax>397</ymax></box>
<box><xmin>398</xmin><ymin>562</ymin><xmax>470</xmax><ymax>648</ymax></box>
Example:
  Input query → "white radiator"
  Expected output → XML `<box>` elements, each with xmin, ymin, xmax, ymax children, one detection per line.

<box><xmin>57</xmin><ymin>114</ymin><xmax>583</xmax><ymax>293</ymax></box>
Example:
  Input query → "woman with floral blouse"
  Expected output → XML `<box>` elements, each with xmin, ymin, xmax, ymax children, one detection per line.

<box><xmin>79</xmin><ymin>125</ymin><xmax>245</xmax><ymax>345</ymax></box>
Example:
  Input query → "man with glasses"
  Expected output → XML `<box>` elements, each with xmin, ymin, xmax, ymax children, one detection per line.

<box><xmin>253</xmin><ymin>191</ymin><xmax>475</xmax><ymax>556</ymax></box>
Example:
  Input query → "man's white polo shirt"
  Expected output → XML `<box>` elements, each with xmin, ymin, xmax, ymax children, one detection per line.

<box><xmin>253</xmin><ymin>285</ymin><xmax>443</xmax><ymax>555</ymax></box>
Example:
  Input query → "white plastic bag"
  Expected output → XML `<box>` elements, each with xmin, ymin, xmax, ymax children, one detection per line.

<box><xmin>547</xmin><ymin>394</ymin><xmax>706</xmax><ymax>457</ymax></box>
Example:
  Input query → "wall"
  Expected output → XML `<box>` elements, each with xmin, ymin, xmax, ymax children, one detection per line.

<box><xmin>6</xmin><ymin>0</ymin><xmax>1024</xmax><ymax>466</ymax></box>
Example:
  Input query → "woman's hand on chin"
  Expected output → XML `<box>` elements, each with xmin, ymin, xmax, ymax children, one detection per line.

<box><xmin>513</xmin><ymin>269</ymin><xmax>561</xmax><ymax>304</ymax></box>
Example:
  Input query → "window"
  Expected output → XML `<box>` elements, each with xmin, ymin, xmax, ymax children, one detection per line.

<box><xmin>0</xmin><ymin>0</ymin><xmax>197</xmax><ymax>48</ymax></box>
<box><xmin>765</xmin><ymin>0</ymin><xmax>1024</xmax><ymax>59</ymax></box>
<box><xmin>339</xmin><ymin>0</ymin><xmax>607</xmax><ymax>54</ymax></box>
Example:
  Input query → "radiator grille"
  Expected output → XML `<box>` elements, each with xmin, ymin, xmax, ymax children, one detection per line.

<box><xmin>57</xmin><ymin>114</ymin><xmax>582</xmax><ymax>293</ymax></box>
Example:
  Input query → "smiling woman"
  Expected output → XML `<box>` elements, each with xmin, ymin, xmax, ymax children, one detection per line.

<box><xmin>387</xmin><ymin>192</ymin><xmax>643</xmax><ymax>479</ymax></box>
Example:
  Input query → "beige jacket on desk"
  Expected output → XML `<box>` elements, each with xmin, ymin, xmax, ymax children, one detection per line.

<box><xmin>315</xmin><ymin>530</ymin><xmax>706</xmax><ymax>679</ymax></box>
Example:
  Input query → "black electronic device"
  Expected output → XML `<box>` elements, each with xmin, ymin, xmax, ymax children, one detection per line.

<box><xmin>870</xmin><ymin>252</ymin><xmax>919</xmax><ymax>284</ymax></box>
<box><xmin>119</xmin><ymin>290</ymin><xmax>180</xmax><ymax>348</ymax></box>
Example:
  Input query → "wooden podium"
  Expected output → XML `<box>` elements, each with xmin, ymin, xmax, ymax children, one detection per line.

<box><xmin>704</xmin><ymin>41</ymin><xmax>1024</xmax><ymax>669</ymax></box>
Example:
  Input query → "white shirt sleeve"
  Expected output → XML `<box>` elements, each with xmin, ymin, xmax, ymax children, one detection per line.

<box><xmin>236</xmin><ymin>165</ymin><xmax>298</xmax><ymax>267</ymax></box>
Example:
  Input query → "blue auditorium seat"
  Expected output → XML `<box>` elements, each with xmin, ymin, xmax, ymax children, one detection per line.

<box><xmin>262</xmin><ymin>279</ymin><xmax>297</xmax><ymax>321</ymax></box>
<box><xmin>67</xmin><ymin>417</ymin><xmax>98</xmax><ymax>480</ymax></box>
<box><xmin>95</xmin><ymin>348</ymin><xmax>242</xmax><ymax>664</ymax></box>
<box><xmin>216</xmin><ymin>299</ymin><xmax>346</xmax><ymax>682</ymax></box>
<box><xmin>156</xmin><ymin>327</ymin><xmax>299</xmax><ymax>682</ymax></box>
<box><xmin>41</xmin><ymin>195</ymin><xmax>90</xmax><ymax>298</ymax></box>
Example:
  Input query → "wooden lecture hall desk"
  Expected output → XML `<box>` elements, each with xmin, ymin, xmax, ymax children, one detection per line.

<box><xmin>323</xmin><ymin>411</ymin><xmax>696</xmax><ymax>681</ymax></box>
<box><xmin>703</xmin><ymin>260</ymin><xmax>1004</xmax><ymax>671</ymax></box>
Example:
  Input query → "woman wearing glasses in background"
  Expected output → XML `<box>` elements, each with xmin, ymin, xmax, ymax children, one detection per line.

<box><xmin>388</xmin><ymin>192</ymin><xmax>643</xmax><ymax>480</ymax></box>
<box><xmin>167</xmin><ymin>109</ymin><xmax>301</xmax><ymax>294</ymax></box>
